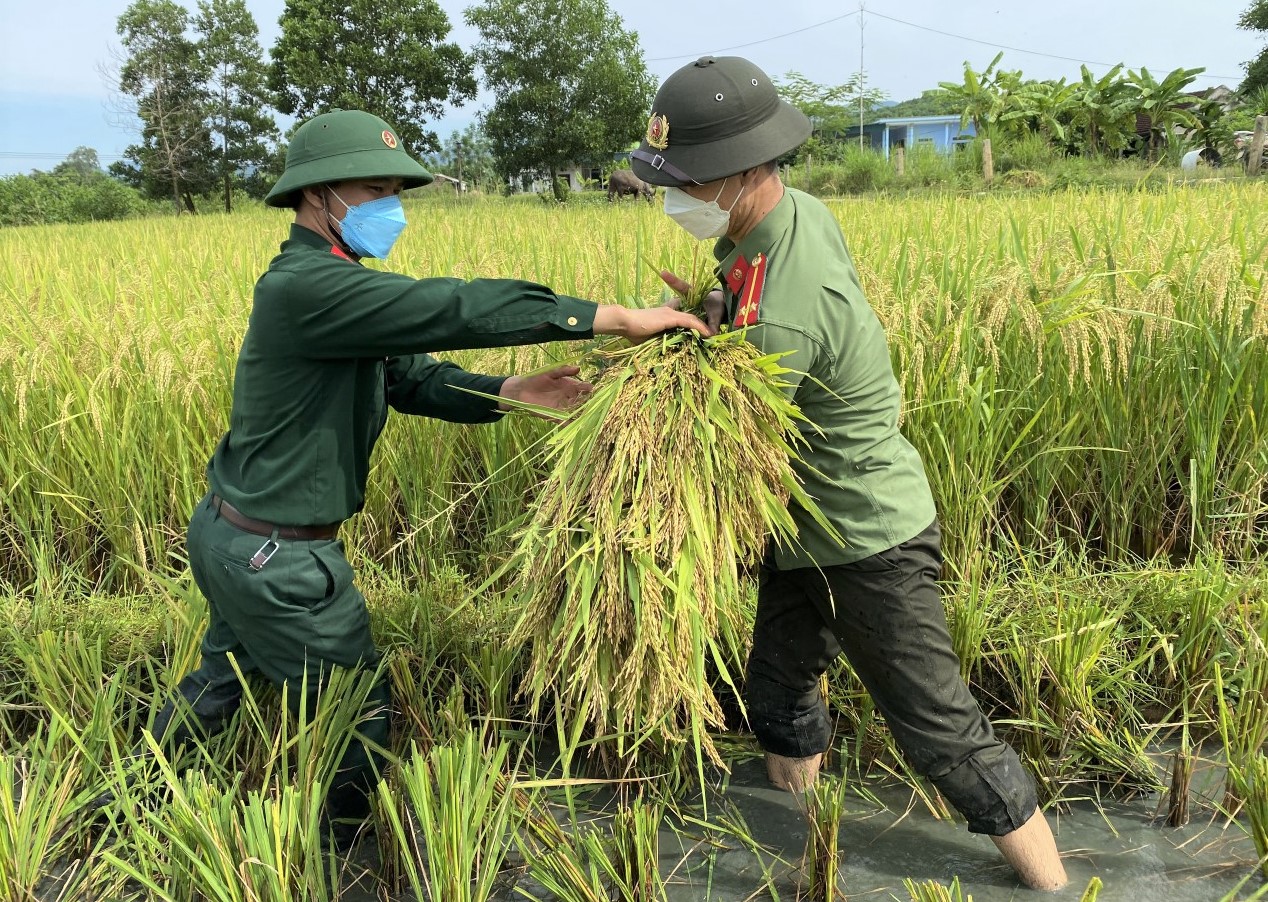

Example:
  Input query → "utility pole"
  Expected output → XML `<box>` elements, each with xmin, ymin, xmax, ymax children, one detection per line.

<box><xmin>858</xmin><ymin>2</ymin><xmax>866</xmax><ymax>149</ymax></box>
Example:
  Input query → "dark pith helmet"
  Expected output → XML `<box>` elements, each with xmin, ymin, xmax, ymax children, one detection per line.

<box><xmin>264</xmin><ymin>109</ymin><xmax>434</xmax><ymax>208</ymax></box>
<box><xmin>631</xmin><ymin>56</ymin><xmax>811</xmax><ymax>187</ymax></box>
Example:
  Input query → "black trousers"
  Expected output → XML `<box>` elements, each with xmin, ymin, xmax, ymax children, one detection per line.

<box><xmin>744</xmin><ymin>520</ymin><xmax>1037</xmax><ymax>835</ymax></box>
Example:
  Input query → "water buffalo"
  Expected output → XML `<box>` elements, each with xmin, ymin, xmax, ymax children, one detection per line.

<box><xmin>607</xmin><ymin>169</ymin><xmax>655</xmax><ymax>203</ymax></box>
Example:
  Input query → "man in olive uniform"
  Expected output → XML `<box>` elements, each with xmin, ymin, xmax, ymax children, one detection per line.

<box><xmin>636</xmin><ymin>58</ymin><xmax>1067</xmax><ymax>891</ymax></box>
<box><xmin>121</xmin><ymin>109</ymin><xmax>707</xmax><ymax>840</ymax></box>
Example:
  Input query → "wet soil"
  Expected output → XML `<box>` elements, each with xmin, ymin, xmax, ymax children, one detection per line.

<box><xmin>331</xmin><ymin>754</ymin><xmax>1264</xmax><ymax>901</ymax></box>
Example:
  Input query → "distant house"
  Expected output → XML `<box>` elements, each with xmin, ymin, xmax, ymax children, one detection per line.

<box><xmin>1184</xmin><ymin>85</ymin><xmax>1237</xmax><ymax>112</ymax></box>
<box><xmin>511</xmin><ymin>163</ymin><xmax>607</xmax><ymax>194</ymax></box>
<box><xmin>843</xmin><ymin>115</ymin><xmax>976</xmax><ymax>159</ymax></box>
<box><xmin>425</xmin><ymin>173</ymin><xmax>467</xmax><ymax>193</ymax></box>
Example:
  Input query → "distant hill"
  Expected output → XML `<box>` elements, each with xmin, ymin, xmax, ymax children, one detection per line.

<box><xmin>870</xmin><ymin>90</ymin><xmax>962</xmax><ymax>123</ymax></box>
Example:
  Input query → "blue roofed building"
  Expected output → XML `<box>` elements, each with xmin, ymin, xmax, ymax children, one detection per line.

<box><xmin>843</xmin><ymin>115</ymin><xmax>976</xmax><ymax>158</ymax></box>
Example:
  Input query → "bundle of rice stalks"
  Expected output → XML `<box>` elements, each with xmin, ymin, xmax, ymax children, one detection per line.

<box><xmin>500</xmin><ymin>327</ymin><xmax>831</xmax><ymax>773</ymax></box>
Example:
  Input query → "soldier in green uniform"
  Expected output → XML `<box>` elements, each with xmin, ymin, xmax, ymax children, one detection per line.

<box><xmin>118</xmin><ymin>109</ymin><xmax>707</xmax><ymax>842</ymax></box>
<box><xmin>636</xmin><ymin>58</ymin><xmax>1067</xmax><ymax>891</ymax></box>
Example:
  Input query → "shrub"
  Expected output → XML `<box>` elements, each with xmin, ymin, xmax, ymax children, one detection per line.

<box><xmin>787</xmin><ymin>146</ymin><xmax>894</xmax><ymax>195</ymax></box>
<box><xmin>0</xmin><ymin>172</ymin><xmax>145</xmax><ymax>226</ymax></box>
<box><xmin>995</xmin><ymin>134</ymin><xmax>1060</xmax><ymax>173</ymax></box>
<box><xmin>66</xmin><ymin>178</ymin><xmax>146</xmax><ymax>222</ymax></box>
<box><xmin>896</xmin><ymin>144</ymin><xmax>956</xmax><ymax>188</ymax></box>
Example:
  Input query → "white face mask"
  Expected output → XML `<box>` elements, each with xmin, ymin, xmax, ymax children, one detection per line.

<box><xmin>663</xmin><ymin>178</ymin><xmax>744</xmax><ymax>240</ymax></box>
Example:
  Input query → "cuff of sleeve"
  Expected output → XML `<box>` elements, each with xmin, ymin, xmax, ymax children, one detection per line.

<box><xmin>470</xmin><ymin>373</ymin><xmax>509</xmax><ymax>412</ymax></box>
<box><xmin>555</xmin><ymin>296</ymin><xmax>597</xmax><ymax>336</ymax></box>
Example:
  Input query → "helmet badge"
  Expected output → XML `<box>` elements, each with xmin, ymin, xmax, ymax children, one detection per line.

<box><xmin>646</xmin><ymin>114</ymin><xmax>669</xmax><ymax>150</ymax></box>
<box><xmin>381</xmin><ymin>130</ymin><xmax>398</xmax><ymax>149</ymax></box>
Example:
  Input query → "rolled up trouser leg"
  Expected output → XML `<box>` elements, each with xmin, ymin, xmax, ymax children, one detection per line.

<box><xmin>927</xmin><ymin>742</ymin><xmax>1038</xmax><ymax>836</ymax></box>
<box><xmin>745</xmin><ymin>674</ymin><xmax>834</xmax><ymax>760</ymax></box>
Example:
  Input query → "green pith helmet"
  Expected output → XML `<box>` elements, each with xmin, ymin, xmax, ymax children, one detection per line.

<box><xmin>631</xmin><ymin>56</ymin><xmax>811</xmax><ymax>187</ymax></box>
<box><xmin>264</xmin><ymin>109</ymin><xmax>434</xmax><ymax>208</ymax></box>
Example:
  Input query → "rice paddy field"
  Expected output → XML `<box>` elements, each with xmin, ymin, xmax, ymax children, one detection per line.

<box><xmin>1</xmin><ymin>181</ymin><xmax>1267</xmax><ymax>900</ymax></box>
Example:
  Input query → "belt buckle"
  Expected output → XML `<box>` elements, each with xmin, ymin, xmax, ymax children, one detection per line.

<box><xmin>249</xmin><ymin>539</ymin><xmax>280</xmax><ymax>572</ymax></box>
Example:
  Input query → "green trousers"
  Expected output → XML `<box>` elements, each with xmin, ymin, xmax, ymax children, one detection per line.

<box><xmin>160</xmin><ymin>493</ymin><xmax>389</xmax><ymax>818</ymax></box>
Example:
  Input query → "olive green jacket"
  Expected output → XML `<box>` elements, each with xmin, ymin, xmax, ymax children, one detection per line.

<box><xmin>207</xmin><ymin>225</ymin><xmax>596</xmax><ymax>525</ymax></box>
<box><xmin>714</xmin><ymin>188</ymin><xmax>936</xmax><ymax>568</ymax></box>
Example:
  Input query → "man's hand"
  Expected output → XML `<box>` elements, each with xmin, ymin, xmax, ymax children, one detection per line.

<box><xmin>593</xmin><ymin>305</ymin><xmax>712</xmax><ymax>344</ymax></box>
<box><xmin>659</xmin><ymin>269</ymin><xmax>726</xmax><ymax>332</ymax></box>
<box><xmin>499</xmin><ymin>365</ymin><xmax>593</xmax><ymax>417</ymax></box>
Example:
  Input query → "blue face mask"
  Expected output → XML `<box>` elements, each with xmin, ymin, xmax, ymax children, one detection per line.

<box><xmin>328</xmin><ymin>189</ymin><xmax>407</xmax><ymax>259</ymax></box>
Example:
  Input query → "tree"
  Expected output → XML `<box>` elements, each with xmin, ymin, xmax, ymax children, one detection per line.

<box><xmin>424</xmin><ymin>124</ymin><xmax>500</xmax><ymax>192</ymax></box>
<box><xmin>466</xmin><ymin>0</ymin><xmax>655</xmax><ymax>201</ymax></box>
<box><xmin>53</xmin><ymin>147</ymin><xmax>104</xmax><ymax>183</ymax></box>
<box><xmin>940</xmin><ymin>53</ymin><xmax>1003</xmax><ymax>138</ymax></box>
<box><xmin>884</xmin><ymin>90</ymin><xmax>963</xmax><ymax>120</ymax></box>
<box><xmin>116</xmin><ymin>0</ymin><xmax>214</xmax><ymax>213</ymax></box>
<box><xmin>194</xmin><ymin>0</ymin><xmax>278</xmax><ymax>211</ymax></box>
<box><xmin>1239</xmin><ymin>1</ymin><xmax>1268</xmax><ymax>94</ymax></box>
<box><xmin>270</xmin><ymin>0</ymin><xmax>475</xmax><ymax>155</ymax></box>
<box><xmin>775</xmin><ymin>71</ymin><xmax>887</xmax><ymax>151</ymax></box>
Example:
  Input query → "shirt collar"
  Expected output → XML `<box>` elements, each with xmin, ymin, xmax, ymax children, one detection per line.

<box><xmin>713</xmin><ymin>189</ymin><xmax>795</xmax><ymax>284</ymax></box>
<box><xmin>289</xmin><ymin>223</ymin><xmax>332</xmax><ymax>248</ymax></box>
<box><xmin>289</xmin><ymin>223</ymin><xmax>359</xmax><ymax>261</ymax></box>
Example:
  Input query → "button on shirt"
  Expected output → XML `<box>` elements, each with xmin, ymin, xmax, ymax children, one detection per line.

<box><xmin>714</xmin><ymin>188</ymin><xmax>936</xmax><ymax>569</ymax></box>
<box><xmin>208</xmin><ymin>225</ymin><xmax>597</xmax><ymax>526</ymax></box>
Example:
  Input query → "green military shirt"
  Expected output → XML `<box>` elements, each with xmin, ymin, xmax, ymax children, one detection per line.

<box><xmin>207</xmin><ymin>224</ymin><xmax>597</xmax><ymax>526</ymax></box>
<box><xmin>714</xmin><ymin>188</ymin><xmax>935</xmax><ymax>569</ymax></box>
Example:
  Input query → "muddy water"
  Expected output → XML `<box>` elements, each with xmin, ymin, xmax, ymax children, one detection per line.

<box><xmin>644</xmin><ymin>755</ymin><xmax>1264</xmax><ymax>902</ymax></box>
<box><xmin>342</xmin><ymin>752</ymin><xmax>1265</xmax><ymax>901</ymax></box>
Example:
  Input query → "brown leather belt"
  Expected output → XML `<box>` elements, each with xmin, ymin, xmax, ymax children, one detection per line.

<box><xmin>211</xmin><ymin>495</ymin><xmax>340</xmax><ymax>540</ymax></box>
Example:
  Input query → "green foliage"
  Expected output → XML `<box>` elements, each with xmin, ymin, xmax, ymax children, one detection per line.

<box><xmin>423</xmin><ymin>123</ymin><xmax>501</xmax><ymax>193</ymax></box>
<box><xmin>194</xmin><ymin>0</ymin><xmax>279</xmax><ymax>211</ymax></box>
<box><xmin>994</xmin><ymin>133</ymin><xmax>1060</xmax><ymax>173</ymax></box>
<box><xmin>1240</xmin><ymin>1</ymin><xmax>1268</xmax><ymax>93</ymax></box>
<box><xmin>938</xmin><ymin>51</ymin><xmax>1017</xmax><ymax>137</ymax></box>
<box><xmin>116</xmin><ymin>0</ymin><xmax>216</xmax><ymax>212</ymax></box>
<box><xmin>1130</xmin><ymin>65</ymin><xmax>1204</xmax><ymax>158</ymax></box>
<box><xmin>883</xmin><ymin>89</ymin><xmax>963</xmax><ymax>120</ymax></box>
<box><xmin>466</xmin><ymin>0</ymin><xmax>655</xmax><ymax>201</ymax></box>
<box><xmin>0</xmin><ymin>171</ymin><xmax>146</xmax><ymax>227</ymax></box>
<box><xmin>776</xmin><ymin>70</ymin><xmax>888</xmax><ymax>138</ymax></box>
<box><xmin>936</xmin><ymin>53</ymin><xmax>1208</xmax><ymax>160</ymax></box>
<box><xmin>270</xmin><ymin>0</ymin><xmax>476</xmax><ymax>155</ymax></box>
<box><xmin>1067</xmin><ymin>64</ymin><xmax>1141</xmax><ymax>155</ymax></box>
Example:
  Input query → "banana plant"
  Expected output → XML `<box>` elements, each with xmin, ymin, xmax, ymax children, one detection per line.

<box><xmin>1069</xmin><ymin>64</ymin><xmax>1140</xmax><ymax>156</ymax></box>
<box><xmin>1129</xmin><ymin>66</ymin><xmax>1204</xmax><ymax>159</ymax></box>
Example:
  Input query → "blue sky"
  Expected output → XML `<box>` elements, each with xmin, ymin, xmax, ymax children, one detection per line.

<box><xmin>1</xmin><ymin>0</ymin><xmax>1258</xmax><ymax>176</ymax></box>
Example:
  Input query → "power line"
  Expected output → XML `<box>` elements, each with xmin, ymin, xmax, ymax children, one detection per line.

<box><xmin>867</xmin><ymin>10</ymin><xmax>1243</xmax><ymax>82</ymax></box>
<box><xmin>0</xmin><ymin>152</ymin><xmax>127</xmax><ymax>161</ymax></box>
<box><xmin>644</xmin><ymin>8</ymin><xmax>1241</xmax><ymax>83</ymax></box>
<box><xmin>647</xmin><ymin>11</ymin><xmax>861</xmax><ymax>62</ymax></box>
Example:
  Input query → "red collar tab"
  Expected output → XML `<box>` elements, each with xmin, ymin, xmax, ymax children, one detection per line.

<box><xmin>733</xmin><ymin>253</ymin><xmax>767</xmax><ymax>328</ymax></box>
<box><xmin>724</xmin><ymin>254</ymin><xmax>750</xmax><ymax>295</ymax></box>
<box><xmin>330</xmin><ymin>244</ymin><xmax>352</xmax><ymax>260</ymax></box>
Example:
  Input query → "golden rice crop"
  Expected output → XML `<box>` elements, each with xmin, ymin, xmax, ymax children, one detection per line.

<box><xmin>500</xmin><ymin>328</ymin><xmax>830</xmax><ymax>770</ymax></box>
